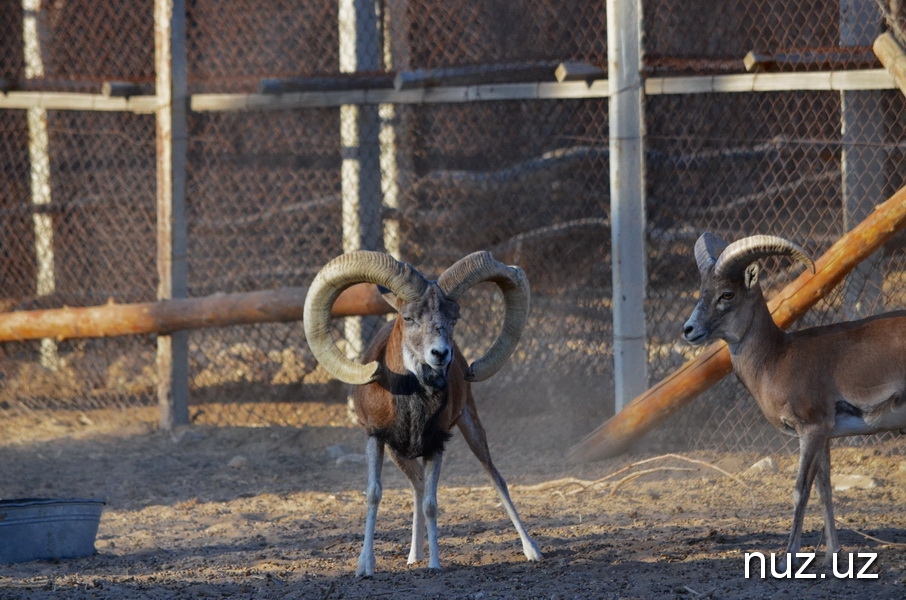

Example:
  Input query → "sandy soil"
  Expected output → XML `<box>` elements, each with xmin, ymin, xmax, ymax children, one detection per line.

<box><xmin>0</xmin><ymin>394</ymin><xmax>905</xmax><ymax>600</ymax></box>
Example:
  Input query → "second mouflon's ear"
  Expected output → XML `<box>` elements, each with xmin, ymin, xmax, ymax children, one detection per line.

<box><xmin>377</xmin><ymin>285</ymin><xmax>403</xmax><ymax>312</ymax></box>
<box><xmin>693</xmin><ymin>232</ymin><xmax>729</xmax><ymax>274</ymax></box>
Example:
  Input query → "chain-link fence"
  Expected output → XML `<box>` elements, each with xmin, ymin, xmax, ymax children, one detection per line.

<box><xmin>0</xmin><ymin>1</ymin><xmax>905</xmax><ymax>454</ymax></box>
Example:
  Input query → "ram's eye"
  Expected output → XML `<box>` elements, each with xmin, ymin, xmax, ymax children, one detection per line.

<box><xmin>402</xmin><ymin>316</ymin><xmax>415</xmax><ymax>323</ymax></box>
<box><xmin>720</xmin><ymin>291</ymin><xmax>735</xmax><ymax>301</ymax></box>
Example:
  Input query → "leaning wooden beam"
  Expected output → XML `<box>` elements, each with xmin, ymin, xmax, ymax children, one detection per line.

<box><xmin>0</xmin><ymin>283</ymin><xmax>390</xmax><ymax>343</ymax></box>
<box><xmin>873</xmin><ymin>32</ymin><xmax>906</xmax><ymax>97</ymax></box>
<box><xmin>569</xmin><ymin>182</ymin><xmax>906</xmax><ymax>462</ymax></box>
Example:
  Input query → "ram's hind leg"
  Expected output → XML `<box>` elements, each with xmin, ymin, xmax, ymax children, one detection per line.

<box><xmin>388</xmin><ymin>449</ymin><xmax>427</xmax><ymax>565</ymax></box>
<box><xmin>814</xmin><ymin>438</ymin><xmax>841</xmax><ymax>566</ymax></box>
<box><xmin>457</xmin><ymin>402</ymin><xmax>543</xmax><ymax>562</ymax></box>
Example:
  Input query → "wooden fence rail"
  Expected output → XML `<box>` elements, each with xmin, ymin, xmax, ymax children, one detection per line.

<box><xmin>0</xmin><ymin>283</ymin><xmax>389</xmax><ymax>343</ymax></box>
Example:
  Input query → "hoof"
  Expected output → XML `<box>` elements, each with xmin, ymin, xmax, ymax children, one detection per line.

<box><xmin>822</xmin><ymin>549</ymin><xmax>841</xmax><ymax>569</ymax></box>
<box><xmin>356</xmin><ymin>555</ymin><xmax>375</xmax><ymax>578</ymax></box>
<box><xmin>523</xmin><ymin>540</ymin><xmax>544</xmax><ymax>562</ymax></box>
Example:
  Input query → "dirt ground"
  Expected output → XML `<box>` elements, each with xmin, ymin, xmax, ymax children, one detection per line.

<box><xmin>1</xmin><ymin>392</ymin><xmax>905</xmax><ymax>600</ymax></box>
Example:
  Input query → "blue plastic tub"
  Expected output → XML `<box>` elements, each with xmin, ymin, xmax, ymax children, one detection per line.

<box><xmin>0</xmin><ymin>498</ymin><xmax>105</xmax><ymax>563</ymax></box>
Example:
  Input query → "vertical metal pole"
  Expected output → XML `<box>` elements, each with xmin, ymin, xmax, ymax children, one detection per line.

<box><xmin>381</xmin><ymin>0</ymin><xmax>413</xmax><ymax>259</ymax></box>
<box><xmin>841</xmin><ymin>0</ymin><xmax>885</xmax><ymax>318</ymax></box>
<box><xmin>155</xmin><ymin>0</ymin><xmax>189</xmax><ymax>429</ymax></box>
<box><xmin>339</xmin><ymin>0</ymin><xmax>383</xmax><ymax>254</ymax></box>
<box><xmin>607</xmin><ymin>0</ymin><xmax>648</xmax><ymax>413</ymax></box>
<box><xmin>22</xmin><ymin>0</ymin><xmax>58</xmax><ymax>369</ymax></box>
<box><xmin>339</xmin><ymin>0</ymin><xmax>384</xmax><ymax>418</ymax></box>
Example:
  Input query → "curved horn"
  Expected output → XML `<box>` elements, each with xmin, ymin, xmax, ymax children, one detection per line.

<box><xmin>304</xmin><ymin>251</ymin><xmax>428</xmax><ymax>385</ymax></box>
<box><xmin>713</xmin><ymin>234</ymin><xmax>815</xmax><ymax>279</ymax></box>
<box><xmin>437</xmin><ymin>251</ymin><xmax>530</xmax><ymax>382</ymax></box>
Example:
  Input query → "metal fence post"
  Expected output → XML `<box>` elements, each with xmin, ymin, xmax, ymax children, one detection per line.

<box><xmin>381</xmin><ymin>0</ymin><xmax>412</xmax><ymax>259</ymax></box>
<box><xmin>155</xmin><ymin>0</ymin><xmax>189</xmax><ymax>430</ymax></box>
<box><xmin>841</xmin><ymin>0</ymin><xmax>886</xmax><ymax>318</ymax></box>
<box><xmin>339</xmin><ymin>0</ymin><xmax>384</xmax><ymax>418</ymax></box>
<box><xmin>22</xmin><ymin>0</ymin><xmax>58</xmax><ymax>370</ymax></box>
<box><xmin>608</xmin><ymin>0</ymin><xmax>648</xmax><ymax>413</ymax></box>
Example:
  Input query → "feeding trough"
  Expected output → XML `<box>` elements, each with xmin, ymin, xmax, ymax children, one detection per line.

<box><xmin>0</xmin><ymin>498</ymin><xmax>105</xmax><ymax>563</ymax></box>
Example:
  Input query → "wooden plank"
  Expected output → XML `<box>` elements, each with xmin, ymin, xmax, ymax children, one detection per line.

<box><xmin>569</xmin><ymin>182</ymin><xmax>906</xmax><ymax>462</ymax></box>
<box><xmin>0</xmin><ymin>72</ymin><xmax>897</xmax><ymax>117</ymax></box>
<box><xmin>752</xmin><ymin>71</ymin><xmax>835</xmax><ymax>92</ymax></box>
<box><xmin>0</xmin><ymin>91</ymin><xmax>158</xmax><ymax>112</ymax></box>
<box><xmin>645</xmin><ymin>70</ymin><xmax>893</xmax><ymax>96</ymax></box>
<box><xmin>828</xmin><ymin>69</ymin><xmax>895</xmax><ymax>89</ymax></box>
<box><xmin>190</xmin><ymin>72</ymin><xmax>898</xmax><ymax>113</ymax></box>
<box><xmin>555</xmin><ymin>61</ymin><xmax>606</xmax><ymax>83</ymax></box>
<box><xmin>101</xmin><ymin>81</ymin><xmax>144</xmax><ymax>98</ymax></box>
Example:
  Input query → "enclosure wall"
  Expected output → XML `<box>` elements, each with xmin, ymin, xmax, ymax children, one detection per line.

<box><xmin>0</xmin><ymin>0</ymin><xmax>905</xmax><ymax>454</ymax></box>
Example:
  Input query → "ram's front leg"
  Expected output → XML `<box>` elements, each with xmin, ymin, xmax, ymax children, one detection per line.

<box><xmin>356</xmin><ymin>435</ymin><xmax>384</xmax><ymax>578</ymax></box>
<box><xmin>423</xmin><ymin>451</ymin><xmax>444</xmax><ymax>570</ymax></box>
<box><xmin>389</xmin><ymin>450</ymin><xmax>427</xmax><ymax>565</ymax></box>
<box><xmin>782</xmin><ymin>427</ymin><xmax>825</xmax><ymax>568</ymax></box>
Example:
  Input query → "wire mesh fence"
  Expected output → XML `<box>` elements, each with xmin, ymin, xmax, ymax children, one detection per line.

<box><xmin>0</xmin><ymin>1</ymin><xmax>905</xmax><ymax>455</ymax></box>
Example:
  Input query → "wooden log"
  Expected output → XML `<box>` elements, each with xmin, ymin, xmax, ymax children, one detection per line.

<box><xmin>394</xmin><ymin>61</ymin><xmax>561</xmax><ymax>91</ymax></box>
<box><xmin>873</xmin><ymin>32</ymin><xmax>906</xmax><ymax>97</ymax></box>
<box><xmin>101</xmin><ymin>81</ymin><xmax>145</xmax><ymax>98</ymax></box>
<box><xmin>569</xmin><ymin>183</ymin><xmax>906</xmax><ymax>462</ymax></box>
<box><xmin>0</xmin><ymin>283</ymin><xmax>390</xmax><ymax>343</ymax></box>
<box><xmin>554</xmin><ymin>61</ymin><xmax>606</xmax><ymax>83</ymax></box>
<box><xmin>743</xmin><ymin>48</ymin><xmax>879</xmax><ymax>72</ymax></box>
<box><xmin>258</xmin><ymin>74</ymin><xmax>395</xmax><ymax>94</ymax></box>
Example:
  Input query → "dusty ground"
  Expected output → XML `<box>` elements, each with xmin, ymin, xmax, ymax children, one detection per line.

<box><xmin>0</xmin><ymin>393</ymin><xmax>905</xmax><ymax>600</ymax></box>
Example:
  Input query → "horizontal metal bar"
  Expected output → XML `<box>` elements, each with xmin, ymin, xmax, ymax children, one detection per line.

<box><xmin>0</xmin><ymin>70</ymin><xmax>896</xmax><ymax>114</ymax></box>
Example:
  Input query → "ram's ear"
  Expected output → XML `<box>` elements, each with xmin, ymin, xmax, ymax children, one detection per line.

<box><xmin>378</xmin><ymin>285</ymin><xmax>403</xmax><ymax>312</ymax></box>
<box><xmin>744</xmin><ymin>263</ymin><xmax>760</xmax><ymax>289</ymax></box>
